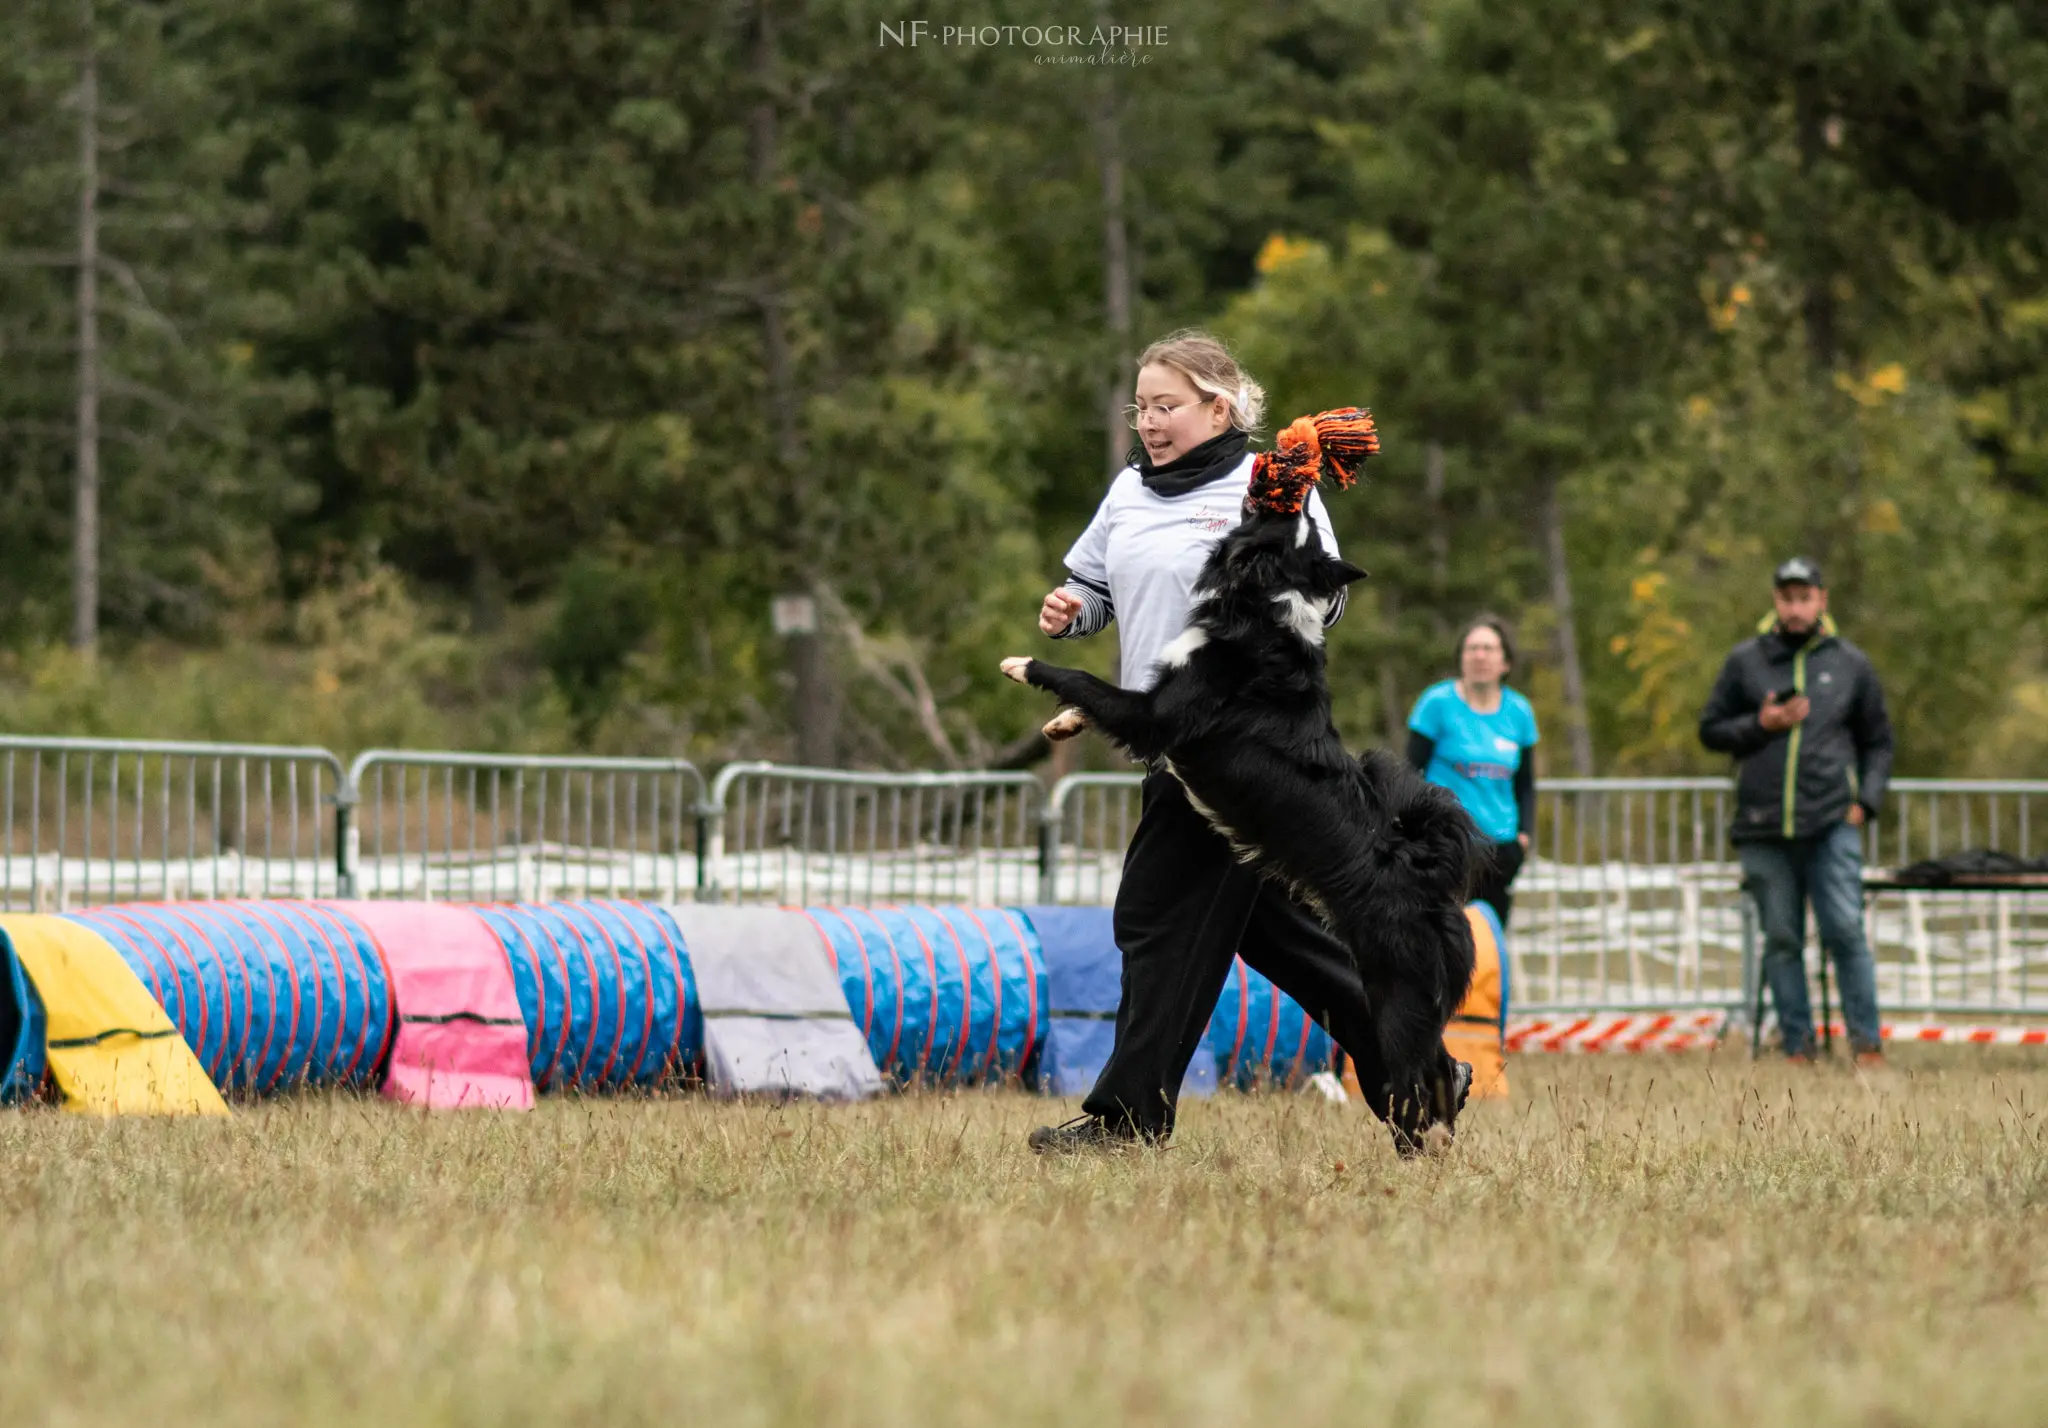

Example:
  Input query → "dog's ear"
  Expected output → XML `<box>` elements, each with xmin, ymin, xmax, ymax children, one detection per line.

<box><xmin>1327</xmin><ymin>557</ymin><xmax>1369</xmax><ymax>587</ymax></box>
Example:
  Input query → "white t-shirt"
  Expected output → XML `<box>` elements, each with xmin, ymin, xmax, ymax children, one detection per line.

<box><xmin>1058</xmin><ymin>454</ymin><xmax>1342</xmax><ymax>691</ymax></box>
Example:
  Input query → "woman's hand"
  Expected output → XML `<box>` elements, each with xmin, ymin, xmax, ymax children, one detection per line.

<box><xmin>1039</xmin><ymin>589</ymin><xmax>1083</xmax><ymax>636</ymax></box>
<box><xmin>1518</xmin><ymin>833</ymin><xmax>1530</xmax><ymax>849</ymax></box>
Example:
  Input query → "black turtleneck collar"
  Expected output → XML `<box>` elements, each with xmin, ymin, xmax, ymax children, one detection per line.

<box><xmin>1132</xmin><ymin>428</ymin><xmax>1250</xmax><ymax>498</ymax></box>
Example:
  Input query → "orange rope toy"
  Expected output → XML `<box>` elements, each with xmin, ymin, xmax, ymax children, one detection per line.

<box><xmin>1245</xmin><ymin>407</ymin><xmax>1380</xmax><ymax>515</ymax></box>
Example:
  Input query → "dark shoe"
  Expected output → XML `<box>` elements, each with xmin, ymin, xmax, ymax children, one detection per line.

<box><xmin>1027</xmin><ymin>1115</ymin><xmax>1146</xmax><ymax>1155</ymax></box>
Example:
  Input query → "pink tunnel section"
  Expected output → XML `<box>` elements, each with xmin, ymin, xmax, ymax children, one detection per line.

<box><xmin>323</xmin><ymin>902</ymin><xmax>534</xmax><ymax>1110</ymax></box>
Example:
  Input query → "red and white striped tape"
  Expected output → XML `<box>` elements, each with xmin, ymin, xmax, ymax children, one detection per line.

<box><xmin>1506</xmin><ymin>1012</ymin><xmax>1726</xmax><ymax>1054</ymax></box>
<box><xmin>1505</xmin><ymin>1014</ymin><xmax>2048</xmax><ymax>1052</ymax></box>
<box><xmin>1877</xmin><ymin>1022</ymin><xmax>2048</xmax><ymax>1047</ymax></box>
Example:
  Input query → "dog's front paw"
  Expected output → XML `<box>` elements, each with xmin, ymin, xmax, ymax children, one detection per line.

<box><xmin>1448</xmin><ymin>1060</ymin><xmax>1473</xmax><ymax>1119</ymax></box>
<box><xmin>1043</xmin><ymin>707</ymin><xmax>1087</xmax><ymax>741</ymax></box>
<box><xmin>999</xmin><ymin>656</ymin><xmax>1034</xmax><ymax>685</ymax></box>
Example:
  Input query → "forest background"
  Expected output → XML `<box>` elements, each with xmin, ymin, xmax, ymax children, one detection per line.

<box><xmin>3</xmin><ymin>0</ymin><xmax>2045</xmax><ymax>781</ymax></box>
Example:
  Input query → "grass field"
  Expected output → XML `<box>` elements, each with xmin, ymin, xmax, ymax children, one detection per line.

<box><xmin>4</xmin><ymin>1051</ymin><xmax>2046</xmax><ymax>1427</ymax></box>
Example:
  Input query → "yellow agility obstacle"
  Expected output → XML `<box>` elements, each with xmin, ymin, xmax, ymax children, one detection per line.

<box><xmin>0</xmin><ymin>915</ymin><xmax>226</xmax><ymax>1117</ymax></box>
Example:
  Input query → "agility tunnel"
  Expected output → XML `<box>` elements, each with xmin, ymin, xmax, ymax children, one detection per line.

<box><xmin>1</xmin><ymin>899</ymin><xmax>1055</xmax><ymax>1107</ymax></box>
<box><xmin>335</xmin><ymin>901</ymin><xmax>533</xmax><ymax>1109</ymax></box>
<box><xmin>1208</xmin><ymin>954</ymin><xmax>1336</xmax><ymax>1090</ymax></box>
<box><xmin>672</xmin><ymin>905</ymin><xmax>880</xmax><ymax>1100</ymax></box>
<box><xmin>471</xmin><ymin>900</ymin><xmax>699</xmax><ymax>1092</ymax></box>
<box><xmin>1441</xmin><ymin>900</ymin><xmax>1509</xmax><ymax>1099</ymax></box>
<box><xmin>1007</xmin><ymin>904</ymin><xmax>1333</xmax><ymax>1095</ymax></box>
<box><xmin>1</xmin><ymin>897</ymin><xmax>1391</xmax><ymax>1112</ymax></box>
<box><xmin>801</xmin><ymin>905</ymin><xmax>1045</xmax><ymax>1087</ymax></box>
<box><xmin>0</xmin><ymin>914</ymin><xmax>227</xmax><ymax>1115</ymax></box>
<box><xmin>64</xmin><ymin>903</ymin><xmax>392</xmax><ymax>1095</ymax></box>
<box><xmin>1018</xmin><ymin>903</ymin><xmax>1213</xmax><ymax>1098</ymax></box>
<box><xmin>0</xmin><ymin>931</ymin><xmax>45</xmax><ymax>1102</ymax></box>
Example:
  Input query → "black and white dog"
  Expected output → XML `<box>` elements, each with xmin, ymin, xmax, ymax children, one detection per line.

<box><xmin>1002</xmin><ymin>504</ymin><xmax>1481</xmax><ymax>1155</ymax></box>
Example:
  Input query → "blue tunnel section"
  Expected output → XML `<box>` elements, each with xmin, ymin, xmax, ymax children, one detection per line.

<box><xmin>63</xmin><ymin>903</ymin><xmax>394</xmax><ymax>1093</ymax></box>
<box><xmin>800</xmin><ymin>907</ymin><xmax>906</xmax><ymax>1077</ymax></box>
<box><xmin>1014</xmin><ymin>904</ymin><xmax>1333</xmax><ymax>1094</ymax></box>
<box><xmin>1209</xmin><ymin>956</ymin><xmax>1335</xmax><ymax>1089</ymax></box>
<box><xmin>0</xmin><ymin>930</ymin><xmax>47</xmax><ymax>1103</ymax></box>
<box><xmin>803</xmin><ymin>906</ymin><xmax>1044</xmax><ymax>1087</ymax></box>
<box><xmin>473</xmin><ymin>900</ymin><xmax>701</xmax><ymax>1091</ymax></box>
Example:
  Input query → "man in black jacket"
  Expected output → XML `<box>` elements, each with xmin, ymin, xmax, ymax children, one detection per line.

<box><xmin>1697</xmin><ymin>557</ymin><xmax>1893</xmax><ymax>1062</ymax></box>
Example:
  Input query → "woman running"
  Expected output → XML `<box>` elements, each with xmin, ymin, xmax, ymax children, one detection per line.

<box><xmin>1027</xmin><ymin>329</ymin><xmax>1398</xmax><ymax>1153</ymax></box>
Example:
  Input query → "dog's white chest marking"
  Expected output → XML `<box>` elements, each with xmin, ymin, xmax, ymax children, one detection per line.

<box><xmin>1162</xmin><ymin>757</ymin><xmax>1265</xmax><ymax>866</ymax></box>
<box><xmin>1295</xmin><ymin>514</ymin><xmax>1311</xmax><ymax>548</ymax></box>
<box><xmin>1161</xmin><ymin>758</ymin><xmax>1330</xmax><ymax>922</ymax></box>
<box><xmin>1157</xmin><ymin>625</ymin><xmax>1208</xmax><ymax>669</ymax></box>
<box><xmin>1272</xmin><ymin>591</ymin><xmax>1328</xmax><ymax>648</ymax></box>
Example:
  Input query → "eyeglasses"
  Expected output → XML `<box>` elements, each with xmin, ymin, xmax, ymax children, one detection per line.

<box><xmin>1123</xmin><ymin>397</ymin><xmax>1213</xmax><ymax>429</ymax></box>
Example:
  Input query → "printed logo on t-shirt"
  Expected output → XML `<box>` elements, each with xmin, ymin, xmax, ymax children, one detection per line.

<box><xmin>1493</xmin><ymin>735</ymin><xmax>1518</xmax><ymax>754</ymax></box>
<box><xmin>1187</xmin><ymin>505</ymin><xmax>1235</xmax><ymax>534</ymax></box>
<box><xmin>1452</xmin><ymin>761</ymin><xmax>1515</xmax><ymax>782</ymax></box>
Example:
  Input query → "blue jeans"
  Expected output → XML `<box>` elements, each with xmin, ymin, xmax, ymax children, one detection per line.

<box><xmin>1739</xmin><ymin>820</ymin><xmax>1881</xmax><ymax>1056</ymax></box>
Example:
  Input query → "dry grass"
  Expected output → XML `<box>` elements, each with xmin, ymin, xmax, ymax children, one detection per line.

<box><xmin>4</xmin><ymin>1050</ymin><xmax>2047</xmax><ymax>1427</ymax></box>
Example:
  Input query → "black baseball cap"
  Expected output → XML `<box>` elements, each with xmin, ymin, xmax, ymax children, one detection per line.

<box><xmin>1772</xmin><ymin>556</ymin><xmax>1824</xmax><ymax>588</ymax></box>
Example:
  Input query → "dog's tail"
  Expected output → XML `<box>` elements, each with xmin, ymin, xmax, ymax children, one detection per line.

<box><xmin>1358</xmin><ymin>748</ymin><xmax>1483</xmax><ymax>899</ymax></box>
<box><xmin>1460</xmin><ymin>831</ymin><xmax>1502</xmax><ymax>906</ymax></box>
<box><xmin>1356</xmin><ymin>748</ymin><xmax>1483</xmax><ymax>1015</ymax></box>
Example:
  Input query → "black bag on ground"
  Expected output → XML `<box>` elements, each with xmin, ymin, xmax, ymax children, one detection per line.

<box><xmin>1888</xmin><ymin>849</ymin><xmax>2048</xmax><ymax>886</ymax></box>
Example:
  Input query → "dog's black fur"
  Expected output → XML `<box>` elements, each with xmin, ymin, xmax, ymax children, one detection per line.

<box><xmin>1003</xmin><ymin>505</ymin><xmax>1482</xmax><ymax>1154</ymax></box>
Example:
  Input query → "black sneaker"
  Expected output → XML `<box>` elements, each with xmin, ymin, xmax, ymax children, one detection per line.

<box><xmin>1027</xmin><ymin>1115</ymin><xmax>1145</xmax><ymax>1155</ymax></box>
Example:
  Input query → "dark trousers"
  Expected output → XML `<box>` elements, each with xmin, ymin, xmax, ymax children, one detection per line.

<box><xmin>1471</xmin><ymin>838</ymin><xmax>1525</xmax><ymax>928</ymax></box>
<box><xmin>1739</xmin><ymin>821</ymin><xmax>1882</xmax><ymax>1055</ymax></box>
<box><xmin>1081</xmin><ymin>768</ymin><xmax>1390</xmax><ymax>1139</ymax></box>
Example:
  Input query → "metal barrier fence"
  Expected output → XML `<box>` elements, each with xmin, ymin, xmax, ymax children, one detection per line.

<box><xmin>4</xmin><ymin>730</ymin><xmax>2046</xmax><ymax>1025</ymax></box>
<box><xmin>1867</xmin><ymin>779</ymin><xmax>2048</xmax><ymax>1017</ymax></box>
<box><xmin>1040</xmin><ymin>772</ymin><xmax>1144</xmax><ymax>906</ymax></box>
<box><xmin>342</xmin><ymin>750</ymin><xmax>705</xmax><ymax>903</ymax></box>
<box><xmin>1523</xmin><ymin>778</ymin><xmax>1748</xmax><ymax>1017</ymax></box>
<box><xmin>0</xmin><ymin>735</ymin><xmax>347</xmax><ymax>910</ymax></box>
<box><xmin>1042</xmin><ymin>771</ymin><xmax>2048</xmax><ymax>1023</ymax></box>
<box><xmin>702</xmin><ymin>763</ymin><xmax>1043</xmax><ymax>907</ymax></box>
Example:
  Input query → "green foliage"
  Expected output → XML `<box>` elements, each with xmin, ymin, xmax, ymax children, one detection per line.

<box><xmin>0</xmin><ymin>567</ymin><xmax>570</xmax><ymax>755</ymax></box>
<box><xmin>3</xmin><ymin>0</ymin><xmax>2048</xmax><ymax>773</ymax></box>
<box><xmin>541</xmin><ymin>557</ymin><xmax>653</xmax><ymax>743</ymax></box>
<box><xmin>1583</xmin><ymin>319</ymin><xmax>2023</xmax><ymax>774</ymax></box>
<box><xmin>0</xmin><ymin>0</ymin><xmax>315</xmax><ymax>641</ymax></box>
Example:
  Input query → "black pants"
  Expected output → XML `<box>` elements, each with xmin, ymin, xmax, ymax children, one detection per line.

<box><xmin>1081</xmin><ymin>768</ymin><xmax>1391</xmax><ymax>1139</ymax></box>
<box><xmin>1470</xmin><ymin>838</ymin><xmax>1525</xmax><ymax>928</ymax></box>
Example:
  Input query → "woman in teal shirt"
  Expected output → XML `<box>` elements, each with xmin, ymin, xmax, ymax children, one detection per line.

<box><xmin>1406</xmin><ymin>616</ymin><xmax>1540</xmax><ymax>926</ymax></box>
